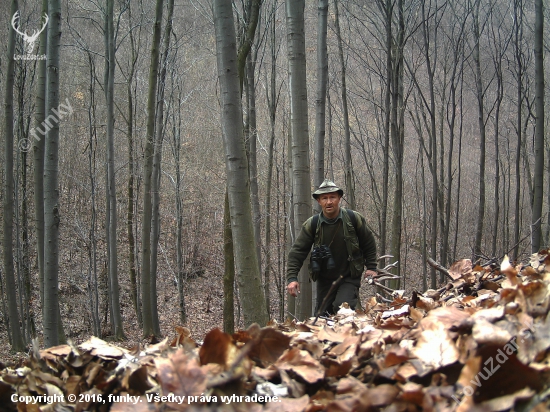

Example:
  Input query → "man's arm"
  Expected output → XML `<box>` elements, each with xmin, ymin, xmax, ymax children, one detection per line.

<box><xmin>356</xmin><ymin>213</ymin><xmax>377</xmax><ymax>272</ymax></box>
<box><xmin>286</xmin><ymin>217</ymin><xmax>315</xmax><ymax>285</ymax></box>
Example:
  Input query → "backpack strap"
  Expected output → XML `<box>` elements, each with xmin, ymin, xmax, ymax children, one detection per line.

<box><xmin>311</xmin><ymin>213</ymin><xmax>320</xmax><ymax>236</ymax></box>
<box><xmin>312</xmin><ymin>208</ymin><xmax>357</xmax><ymax>235</ymax></box>
<box><xmin>346</xmin><ymin>208</ymin><xmax>357</xmax><ymax>229</ymax></box>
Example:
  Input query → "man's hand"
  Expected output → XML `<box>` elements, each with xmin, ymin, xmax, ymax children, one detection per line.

<box><xmin>363</xmin><ymin>269</ymin><xmax>377</xmax><ymax>279</ymax></box>
<box><xmin>287</xmin><ymin>281</ymin><xmax>300</xmax><ymax>297</ymax></box>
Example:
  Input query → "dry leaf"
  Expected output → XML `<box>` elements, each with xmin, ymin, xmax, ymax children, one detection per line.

<box><xmin>274</xmin><ymin>349</ymin><xmax>324</xmax><ymax>384</ymax></box>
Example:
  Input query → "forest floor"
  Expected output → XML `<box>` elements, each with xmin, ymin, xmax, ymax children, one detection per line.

<box><xmin>1</xmin><ymin>252</ymin><xmax>549</xmax><ymax>411</ymax></box>
<box><xmin>0</xmin><ymin>266</ymin><xmax>394</xmax><ymax>367</ymax></box>
<box><xmin>0</xmin><ymin>261</ymin><xmax>229</xmax><ymax>366</ymax></box>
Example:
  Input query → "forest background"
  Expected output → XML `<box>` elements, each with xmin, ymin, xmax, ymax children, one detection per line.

<box><xmin>0</xmin><ymin>0</ymin><xmax>549</xmax><ymax>353</ymax></box>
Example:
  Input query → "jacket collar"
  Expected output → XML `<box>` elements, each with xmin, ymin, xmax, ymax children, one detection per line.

<box><xmin>319</xmin><ymin>207</ymin><xmax>344</xmax><ymax>224</ymax></box>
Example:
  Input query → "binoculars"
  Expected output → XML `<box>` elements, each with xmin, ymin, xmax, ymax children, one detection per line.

<box><xmin>311</xmin><ymin>245</ymin><xmax>335</xmax><ymax>275</ymax></box>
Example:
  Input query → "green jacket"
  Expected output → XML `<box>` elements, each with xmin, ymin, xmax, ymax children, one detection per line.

<box><xmin>286</xmin><ymin>207</ymin><xmax>377</xmax><ymax>284</ymax></box>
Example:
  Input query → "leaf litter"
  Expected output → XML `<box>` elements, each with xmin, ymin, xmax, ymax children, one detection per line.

<box><xmin>2</xmin><ymin>252</ymin><xmax>550</xmax><ymax>411</ymax></box>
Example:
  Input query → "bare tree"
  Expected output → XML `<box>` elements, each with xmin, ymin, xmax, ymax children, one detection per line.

<box><xmin>313</xmin><ymin>0</ymin><xmax>329</xmax><ymax>197</ymax></box>
<box><xmin>286</xmin><ymin>0</ymin><xmax>312</xmax><ymax>319</ymax></box>
<box><xmin>531</xmin><ymin>0</ymin><xmax>544</xmax><ymax>253</ymax></box>
<box><xmin>43</xmin><ymin>0</ymin><xmax>62</xmax><ymax>347</ymax></box>
<box><xmin>334</xmin><ymin>0</ymin><xmax>355</xmax><ymax>210</ymax></box>
<box><xmin>214</xmin><ymin>0</ymin><xmax>268</xmax><ymax>327</ymax></box>
<box><xmin>150</xmin><ymin>0</ymin><xmax>175</xmax><ymax>337</ymax></box>
<box><xmin>4</xmin><ymin>0</ymin><xmax>26</xmax><ymax>352</ymax></box>
<box><xmin>141</xmin><ymin>0</ymin><xmax>164</xmax><ymax>337</ymax></box>
<box><xmin>223</xmin><ymin>192</ymin><xmax>235</xmax><ymax>333</ymax></box>
<box><xmin>104</xmin><ymin>0</ymin><xmax>124</xmax><ymax>340</ymax></box>
<box><xmin>472</xmin><ymin>0</ymin><xmax>487</xmax><ymax>260</ymax></box>
<box><xmin>122</xmin><ymin>0</ymin><xmax>142</xmax><ymax>327</ymax></box>
<box><xmin>263</xmin><ymin>0</ymin><xmax>281</xmax><ymax>319</ymax></box>
<box><xmin>34</xmin><ymin>0</ymin><xmax>48</xmax><ymax>314</ymax></box>
<box><xmin>311</xmin><ymin>0</ymin><xmax>329</xmax><ymax>313</ymax></box>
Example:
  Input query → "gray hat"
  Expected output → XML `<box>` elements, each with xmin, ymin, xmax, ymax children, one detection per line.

<box><xmin>312</xmin><ymin>179</ymin><xmax>344</xmax><ymax>199</ymax></box>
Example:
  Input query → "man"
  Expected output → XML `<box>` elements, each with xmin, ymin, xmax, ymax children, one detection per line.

<box><xmin>286</xmin><ymin>180</ymin><xmax>377</xmax><ymax>315</ymax></box>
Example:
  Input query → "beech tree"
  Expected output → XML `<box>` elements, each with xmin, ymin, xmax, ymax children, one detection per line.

<box><xmin>472</xmin><ymin>0</ymin><xmax>487</xmax><ymax>260</ymax></box>
<box><xmin>312</xmin><ymin>0</ymin><xmax>329</xmax><ymax>312</ymax></box>
<box><xmin>286</xmin><ymin>0</ymin><xmax>312</xmax><ymax>319</ymax></box>
<box><xmin>4</xmin><ymin>0</ymin><xmax>26</xmax><ymax>352</ymax></box>
<box><xmin>214</xmin><ymin>0</ymin><xmax>268</xmax><ymax>327</ymax></box>
<box><xmin>104</xmin><ymin>0</ymin><xmax>124</xmax><ymax>340</ymax></box>
<box><xmin>43</xmin><ymin>0</ymin><xmax>62</xmax><ymax>347</ymax></box>
<box><xmin>531</xmin><ymin>0</ymin><xmax>544</xmax><ymax>252</ymax></box>
<box><xmin>34</xmin><ymin>0</ymin><xmax>48</xmax><ymax>314</ymax></box>
<box><xmin>334</xmin><ymin>0</ymin><xmax>355</xmax><ymax>210</ymax></box>
<box><xmin>313</xmin><ymin>0</ymin><xmax>329</xmax><ymax>199</ymax></box>
<box><xmin>141</xmin><ymin>0</ymin><xmax>164</xmax><ymax>337</ymax></box>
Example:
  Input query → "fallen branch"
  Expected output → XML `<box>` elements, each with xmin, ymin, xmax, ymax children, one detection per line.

<box><xmin>313</xmin><ymin>275</ymin><xmax>344</xmax><ymax>325</ymax></box>
<box><xmin>426</xmin><ymin>257</ymin><xmax>453</xmax><ymax>280</ymax></box>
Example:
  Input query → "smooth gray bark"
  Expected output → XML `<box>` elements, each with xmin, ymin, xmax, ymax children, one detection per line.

<box><xmin>34</xmin><ymin>0</ymin><xmax>48</xmax><ymax>311</ymax></box>
<box><xmin>150</xmin><ymin>0</ymin><xmax>174</xmax><ymax>337</ymax></box>
<box><xmin>312</xmin><ymin>0</ymin><xmax>328</xmax><ymax>311</ymax></box>
<box><xmin>472</xmin><ymin>0</ymin><xmax>486</xmax><ymax>259</ymax></box>
<box><xmin>214</xmin><ymin>0</ymin><xmax>268</xmax><ymax>327</ymax></box>
<box><xmin>313</xmin><ymin>0</ymin><xmax>328</xmax><ymax>199</ymax></box>
<box><xmin>4</xmin><ymin>0</ymin><xmax>25</xmax><ymax>352</ymax></box>
<box><xmin>334</xmin><ymin>0</ymin><xmax>355</xmax><ymax>210</ymax></box>
<box><xmin>286</xmin><ymin>0</ymin><xmax>312</xmax><ymax>319</ymax></box>
<box><xmin>105</xmin><ymin>0</ymin><xmax>124</xmax><ymax>340</ymax></box>
<box><xmin>532</xmin><ymin>0</ymin><xmax>544</xmax><ymax>253</ymax></box>
<box><xmin>141</xmin><ymin>0</ymin><xmax>164</xmax><ymax>337</ymax></box>
<box><xmin>43</xmin><ymin>0</ymin><xmax>62</xmax><ymax>347</ymax></box>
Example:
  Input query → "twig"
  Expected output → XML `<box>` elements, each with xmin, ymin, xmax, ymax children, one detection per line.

<box><xmin>426</xmin><ymin>257</ymin><xmax>453</xmax><ymax>280</ymax></box>
<box><xmin>286</xmin><ymin>311</ymin><xmax>299</xmax><ymax>321</ymax></box>
<box><xmin>373</xmin><ymin>281</ymin><xmax>397</xmax><ymax>295</ymax></box>
<box><xmin>376</xmin><ymin>293</ymin><xmax>393</xmax><ymax>303</ymax></box>
<box><xmin>206</xmin><ymin>333</ymin><xmax>257</xmax><ymax>389</ymax></box>
<box><xmin>313</xmin><ymin>275</ymin><xmax>344</xmax><ymax>325</ymax></box>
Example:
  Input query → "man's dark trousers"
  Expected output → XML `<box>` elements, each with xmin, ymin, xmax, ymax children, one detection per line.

<box><xmin>315</xmin><ymin>275</ymin><xmax>360</xmax><ymax>315</ymax></box>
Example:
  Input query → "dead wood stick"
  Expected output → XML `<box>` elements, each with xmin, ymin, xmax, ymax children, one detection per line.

<box><xmin>313</xmin><ymin>275</ymin><xmax>344</xmax><ymax>325</ymax></box>
<box><xmin>206</xmin><ymin>332</ymin><xmax>258</xmax><ymax>389</ymax></box>
<box><xmin>373</xmin><ymin>281</ymin><xmax>397</xmax><ymax>295</ymax></box>
<box><xmin>426</xmin><ymin>257</ymin><xmax>454</xmax><ymax>280</ymax></box>
<box><xmin>376</xmin><ymin>293</ymin><xmax>393</xmax><ymax>303</ymax></box>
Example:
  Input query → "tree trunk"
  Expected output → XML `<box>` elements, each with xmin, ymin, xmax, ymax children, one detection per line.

<box><xmin>214</xmin><ymin>0</ymin><xmax>268</xmax><ymax>327</ymax></box>
<box><xmin>223</xmin><ymin>192</ymin><xmax>235</xmax><ymax>333</ymax></box>
<box><xmin>141</xmin><ymin>0</ymin><xmax>164</xmax><ymax>337</ymax></box>
<box><xmin>379</xmin><ymin>0</ymin><xmax>392</xmax><ymax>261</ymax></box>
<box><xmin>472</xmin><ymin>0</ymin><xmax>486</xmax><ymax>260</ymax></box>
<box><xmin>4</xmin><ymin>0</ymin><xmax>25</xmax><ymax>352</ymax></box>
<box><xmin>170</xmin><ymin>77</ymin><xmax>186</xmax><ymax>325</ymax></box>
<box><xmin>389</xmin><ymin>0</ymin><xmax>405</xmax><ymax>288</ymax></box>
<box><xmin>532</xmin><ymin>0</ymin><xmax>544</xmax><ymax>253</ymax></box>
<box><xmin>264</xmin><ymin>0</ymin><xmax>279</xmax><ymax>318</ymax></box>
<box><xmin>313</xmin><ymin>0</ymin><xmax>328</xmax><ymax>198</ymax></box>
<box><xmin>286</xmin><ymin>119</ymin><xmax>295</xmax><ymax>319</ymax></box>
<box><xmin>512</xmin><ymin>0</ymin><xmax>523</xmax><ymax>261</ymax></box>
<box><xmin>86</xmin><ymin>55</ymin><xmax>101</xmax><ymax>337</ymax></box>
<box><xmin>33</xmin><ymin>0</ymin><xmax>48</xmax><ymax>313</ymax></box>
<box><xmin>334</xmin><ymin>0</ymin><xmax>355</xmax><ymax>210</ymax></box>
<box><xmin>246</xmin><ymin>54</ymin><xmax>262</xmax><ymax>274</ymax></box>
<box><xmin>126</xmin><ymin>1</ymin><xmax>141</xmax><ymax>327</ymax></box>
<box><xmin>312</xmin><ymin>0</ymin><xmax>328</xmax><ymax>312</ymax></box>
<box><xmin>150</xmin><ymin>0</ymin><xmax>175</xmax><ymax>337</ymax></box>
<box><xmin>105</xmin><ymin>0</ymin><xmax>124</xmax><ymax>340</ymax></box>
<box><xmin>43</xmin><ymin>0</ymin><xmax>62</xmax><ymax>347</ymax></box>
<box><xmin>286</xmin><ymin>0</ymin><xmax>312</xmax><ymax>319</ymax></box>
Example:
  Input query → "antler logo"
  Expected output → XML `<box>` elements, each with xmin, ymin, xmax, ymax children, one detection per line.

<box><xmin>11</xmin><ymin>11</ymin><xmax>49</xmax><ymax>55</ymax></box>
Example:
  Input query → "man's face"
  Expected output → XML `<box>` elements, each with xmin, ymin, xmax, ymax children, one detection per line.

<box><xmin>316</xmin><ymin>192</ymin><xmax>341</xmax><ymax>219</ymax></box>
